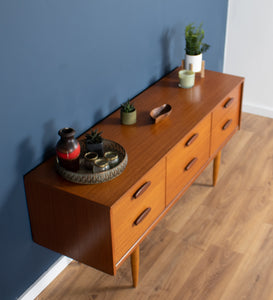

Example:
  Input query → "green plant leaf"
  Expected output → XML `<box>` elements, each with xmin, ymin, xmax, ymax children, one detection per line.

<box><xmin>185</xmin><ymin>23</ymin><xmax>210</xmax><ymax>55</ymax></box>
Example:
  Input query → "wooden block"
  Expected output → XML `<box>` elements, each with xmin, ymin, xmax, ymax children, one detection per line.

<box><xmin>181</xmin><ymin>59</ymin><xmax>205</xmax><ymax>78</ymax></box>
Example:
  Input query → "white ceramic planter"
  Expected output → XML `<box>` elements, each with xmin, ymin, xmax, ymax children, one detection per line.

<box><xmin>185</xmin><ymin>53</ymin><xmax>202</xmax><ymax>72</ymax></box>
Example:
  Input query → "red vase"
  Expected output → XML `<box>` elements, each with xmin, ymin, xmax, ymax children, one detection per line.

<box><xmin>56</xmin><ymin>128</ymin><xmax>81</xmax><ymax>172</ymax></box>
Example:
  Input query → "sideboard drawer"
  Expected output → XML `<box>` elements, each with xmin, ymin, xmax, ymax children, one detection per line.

<box><xmin>166</xmin><ymin>114</ymin><xmax>211</xmax><ymax>205</ymax></box>
<box><xmin>211</xmin><ymin>86</ymin><xmax>241</xmax><ymax>155</ymax></box>
<box><xmin>212</xmin><ymin>85</ymin><xmax>241</xmax><ymax>128</ymax></box>
<box><xmin>111</xmin><ymin>159</ymin><xmax>165</xmax><ymax>264</ymax></box>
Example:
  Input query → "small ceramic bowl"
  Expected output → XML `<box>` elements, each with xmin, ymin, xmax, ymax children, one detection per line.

<box><xmin>93</xmin><ymin>158</ymin><xmax>110</xmax><ymax>173</ymax></box>
<box><xmin>150</xmin><ymin>104</ymin><xmax>172</xmax><ymax>123</ymax></box>
<box><xmin>84</xmin><ymin>152</ymin><xmax>98</xmax><ymax>170</ymax></box>
<box><xmin>104</xmin><ymin>151</ymin><xmax>119</xmax><ymax>167</ymax></box>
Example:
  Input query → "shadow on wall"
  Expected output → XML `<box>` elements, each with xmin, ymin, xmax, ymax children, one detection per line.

<box><xmin>147</xmin><ymin>28</ymin><xmax>176</xmax><ymax>88</ymax></box>
<box><xmin>148</xmin><ymin>26</ymin><xmax>182</xmax><ymax>88</ymax></box>
<box><xmin>42</xmin><ymin>120</ymin><xmax>58</xmax><ymax>161</ymax></box>
<box><xmin>161</xmin><ymin>28</ymin><xmax>175</xmax><ymax>75</ymax></box>
<box><xmin>0</xmin><ymin>136</ymin><xmax>60</xmax><ymax>299</ymax></box>
<box><xmin>109</xmin><ymin>96</ymin><xmax>120</xmax><ymax>114</ymax></box>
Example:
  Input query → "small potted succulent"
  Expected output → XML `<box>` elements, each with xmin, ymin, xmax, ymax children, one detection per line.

<box><xmin>85</xmin><ymin>129</ymin><xmax>104</xmax><ymax>156</ymax></box>
<box><xmin>120</xmin><ymin>99</ymin><xmax>137</xmax><ymax>125</ymax></box>
<box><xmin>184</xmin><ymin>23</ymin><xmax>210</xmax><ymax>72</ymax></box>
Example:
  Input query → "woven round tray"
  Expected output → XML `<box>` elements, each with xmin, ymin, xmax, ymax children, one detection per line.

<box><xmin>56</xmin><ymin>139</ymin><xmax>128</xmax><ymax>184</ymax></box>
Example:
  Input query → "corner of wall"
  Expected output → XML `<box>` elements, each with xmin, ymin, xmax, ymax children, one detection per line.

<box><xmin>223</xmin><ymin>0</ymin><xmax>232</xmax><ymax>73</ymax></box>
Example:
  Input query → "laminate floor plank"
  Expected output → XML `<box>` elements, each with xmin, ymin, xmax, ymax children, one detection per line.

<box><xmin>213</xmin><ymin>187</ymin><xmax>273</xmax><ymax>254</ymax></box>
<box><xmin>220</xmin><ymin>223</ymin><xmax>273</xmax><ymax>300</ymax></box>
<box><xmin>175</xmin><ymin>204</ymin><xmax>227</xmax><ymax>251</ymax></box>
<box><xmin>164</xmin><ymin>182</ymin><xmax>213</xmax><ymax>234</ymax></box>
<box><xmin>36</xmin><ymin>113</ymin><xmax>273</xmax><ymax>300</ymax></box>
<box><xmin>138</xmin><ymin>238</ymin><xmax>203</xmax><ymax>300</ymax></box>
<box><xmin>173</xmin><ymin>245</ymin><xmax>242</xmax><ymax>300</ymax></box>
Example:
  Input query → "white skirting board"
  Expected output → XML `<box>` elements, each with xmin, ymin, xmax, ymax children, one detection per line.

<box><xmin>243</xmin><ymin>103</ymin><xmax>273</xmax><ymax>119</ymax></box>
<box><xmin>18</xmin><ymin>256</ymin><xmax>72</xmax><ymax>300</ymax></box>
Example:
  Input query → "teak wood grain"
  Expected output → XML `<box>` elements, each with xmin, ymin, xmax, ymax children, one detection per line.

<box><xmin>24</xmin><ymin>68</ymin><xmax>244</xmax><ymax>283</ymax></box>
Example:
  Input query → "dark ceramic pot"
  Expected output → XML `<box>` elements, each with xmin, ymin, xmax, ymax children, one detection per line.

<box><xmin>86</xmin><ymin>141</ymin><xmax>104</xmax><ymax>157</ymax></box>
<box><xmin>56</xmin><ymin>127</ymin><xmax>81</xmax><ymax>172</ymax></box>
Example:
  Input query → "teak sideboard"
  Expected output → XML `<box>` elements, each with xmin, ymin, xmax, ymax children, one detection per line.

<box><xmin>24</xmin><ymin>68</ymin><xmax>244</xmax><ymax>287</ymax></box>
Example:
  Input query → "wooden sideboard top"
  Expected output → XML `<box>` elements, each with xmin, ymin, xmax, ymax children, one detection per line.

<box><xmin>25</xmin><ymin>68</ymin><xmax>244</xmax><ymax>207</ymax></box>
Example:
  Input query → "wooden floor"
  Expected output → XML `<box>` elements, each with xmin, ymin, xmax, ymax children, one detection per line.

<box><xmin>37</xmin><ymin>113</ymin><xmax>273</xmax><ymax>300</ymax></box>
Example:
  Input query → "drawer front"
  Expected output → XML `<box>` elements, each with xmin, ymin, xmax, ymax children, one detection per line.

<box><xmin>212</xmin><ymin>85</ymin><xmax>241</xmax><ymax>128</ymax></box>
<box><xmin>211</xmin><ymin>103</ymin><xmax>240</xmax><ymax>155</ymax></box>
<box><xmin>112</xmin><ymin>159</ymin><xmax>165</xmax><ymax>264</ymax></box>
<box><xmin>166</xmin><ymin>114</ymin><xmax>211</xmax><ymax>205</ymax></box>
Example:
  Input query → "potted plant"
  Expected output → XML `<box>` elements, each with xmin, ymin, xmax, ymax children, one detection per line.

<box><xmin>85</xmin><ymin>129</ymin><xmax>104</xmax><ymax>156</ymax></box>
<box><xmin>184</xmin><ymin>23</ymin><xmax>210</xmax><ymax>72</ymax></box>
<box><xmin>120</xmin><ymin>100</ymin><xmax>137</xmax><ymax>125</ymax></box>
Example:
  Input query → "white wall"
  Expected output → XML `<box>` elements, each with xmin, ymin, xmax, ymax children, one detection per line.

<box><xmin>224</xmin><ymin>0</ymin><xmax>273</xmax><ymax>118</ymax></box>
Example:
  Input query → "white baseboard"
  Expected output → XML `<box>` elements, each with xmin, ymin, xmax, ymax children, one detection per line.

<box><xmin>243</xmin><ymin>103</ymin><xmax>273</xmax><ymax>119</ymax></box>
<box><xmin>18</xmin><ymin>256</ymin><xmax>72</xmax><ymax>300</ymax></box>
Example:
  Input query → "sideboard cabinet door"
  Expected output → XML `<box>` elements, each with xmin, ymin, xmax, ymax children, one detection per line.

<box><xmin>211</xmin><ymin>84</ymin><xmax>242</xmax><ymax>156</ymax></box>
<box><xmin>166</xmin><ymin>114</ymin><xmax>211</xmax><ymax>206</ymax></box>
<box><xmin>111</xmin><ymin>159</ymin><xmax>165</xmax><ymax>265</ymax></box>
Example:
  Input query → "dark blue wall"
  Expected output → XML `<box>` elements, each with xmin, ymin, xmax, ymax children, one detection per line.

<box><xmin>0</xmin><ymin>0</ymin><xmax>228</xmax><ymax>298</ymax></box>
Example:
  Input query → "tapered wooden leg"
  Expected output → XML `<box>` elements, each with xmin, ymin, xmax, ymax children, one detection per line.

<box><xmin>131</xmin><ymin>246</ymin><xmax>140</xmax><ymax>288</ymax></box>
<box><xmin>213</xmin><ymin>151</ymin><xmax>221</xmax><ymax>186</ymax></box>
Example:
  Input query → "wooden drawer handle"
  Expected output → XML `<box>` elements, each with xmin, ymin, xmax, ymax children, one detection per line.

<box><xmin>223</xmin><ymin>97</ymin><xmax>234</xmax><ymax>108</ymax></box>
<box><xmin>222</xmin><ymin>119</ymin><xmax>232</xmax><ymax>131</ymax></box>
<box><xmin>134</xmin><ymin>207</ymin><xmax>151</xmax><ymax>225</ymax></box>
<box><xmin>184</xmin><ymin>157</ymin><xmax>198</xmax><ymax>171</ymax></box>
<box><xmin>133</xmin><ymin>181</ymin><xmax>151</xmax><ymax>199</ymax></box>
<box><xmin>185</xmin><ymin>133</ymin><xmax>199</xmax><ymax>147</ymax></box>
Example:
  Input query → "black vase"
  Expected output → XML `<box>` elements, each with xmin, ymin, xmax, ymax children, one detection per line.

<box><xmin>56</xmin><ymin>128</ymin><xmax>81</xmax><ymax>172</ymax></box>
